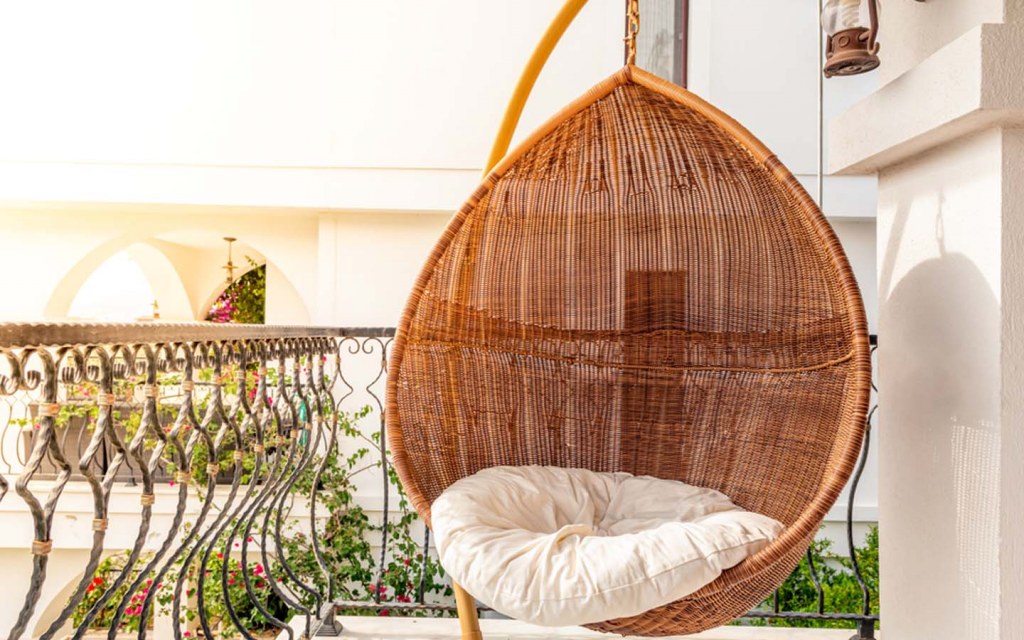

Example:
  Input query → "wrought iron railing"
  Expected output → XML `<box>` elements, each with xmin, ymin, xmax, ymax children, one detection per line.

<box><xmin>0</xmin><ymin>323</ymin><xmax>878</xmax><ymax>639</ymax></box>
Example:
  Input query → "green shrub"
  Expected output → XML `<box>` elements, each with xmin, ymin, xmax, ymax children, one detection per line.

<box><xmin>751</xmin><ymin>526</ymin><xmax>879</xmax><ymax>629</ymax></box>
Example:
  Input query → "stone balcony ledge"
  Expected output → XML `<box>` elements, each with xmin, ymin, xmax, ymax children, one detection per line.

<box><xmin>830</xmin><ymin>22</ymin><xmax>1024</xmax><ymax>175</ymax></box>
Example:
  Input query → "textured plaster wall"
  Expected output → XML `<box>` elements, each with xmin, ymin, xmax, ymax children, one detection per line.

<box><xmin>879</xmin><ymin>0</ymin><xmax>1004</xmax><ymax>85</ymax></box>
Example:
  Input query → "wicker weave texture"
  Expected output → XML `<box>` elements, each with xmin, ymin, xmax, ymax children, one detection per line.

<box><xmin>387</xmin><ymin>67</ymin><xmax>871</xmax><ymax>636</ymax></box>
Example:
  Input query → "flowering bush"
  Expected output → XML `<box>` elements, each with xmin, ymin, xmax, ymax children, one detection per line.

<box><xmin>72</xmin><ymin>406</ymin><xmax>451</xmax><ymax>637</ymax></box>
<box><xmin>281</xmin><ymin>407</ymin><xmax>451</xmax><ymax>616</ymax></box>
<box><xmin>71</xmin><ymin>551</ymin><xmax>166</xmax><ymax>632</ymax></box>
<box><xmin>206</xmin><ymin>258</ymin><xmax>266</xmax><ymax>324</ymax></box>
<box><xmin>153</xmin><ymin>538</ymin><xmax>290</xmax><ymax>637</ymax></box>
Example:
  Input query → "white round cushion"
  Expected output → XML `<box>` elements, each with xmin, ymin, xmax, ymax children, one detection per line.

<box><xmin>431</xmin><ymin>466</ymin><xmax>784</xmax><ymax>627</ymax></box>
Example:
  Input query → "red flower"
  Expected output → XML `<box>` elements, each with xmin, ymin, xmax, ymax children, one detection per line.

<box><xmin>184</xmin><ymin>633</ymin><xmax>192</xmax><ymax>638</ymax></box>
<box><xmin>216</xmin><ymin>553</ymin><xmax>223</xmax><ymax>559</ymax></box>
<box><xmin>93</xmin><ymin>577</ymin><xmax>104</xmax><ymax>585</ymax></box>
<box><xmin>228</xmin><ymin>579</ymin><xmax>235</xmax><ymax>586</ymax></box>
<box><xmin>379</xmin><ymin>609</ymin><xmax>390</xmax><ymax>617</ymax></box>
<box><xmin>86</xmin><ymin>584</ymin><xmax>95</xmax><ymax>593</ymax></box>
<box><xmin>254</xmin><ymin>564</ymin><xmax>264</xmax><ymax>575</ymax></box>
<box><xmin>403</xmin><ymin>558</ymin><xmax>410</xmax><ymax>566</ymax></box>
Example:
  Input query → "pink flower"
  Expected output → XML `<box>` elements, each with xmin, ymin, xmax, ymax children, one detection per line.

<box><xmin>184</xmin><ymin>633</ymin><xmax>192</xmax><ymax>638</ymax></box>
<box><xmin>254</xmin><ymin>564</ymin><xmax>264</xmax><ymax>575</ymax></box>
<box><xmin>228</xmin><ymin>579</ymin><xmax>235</xmax><ymax>586</ymax></box>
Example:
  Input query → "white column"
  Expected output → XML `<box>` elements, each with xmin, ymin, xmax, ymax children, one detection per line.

<box><xmin>831</xmin><ymin>3</ymin><xmax>1024</xmax><ymax>638</ymax></box>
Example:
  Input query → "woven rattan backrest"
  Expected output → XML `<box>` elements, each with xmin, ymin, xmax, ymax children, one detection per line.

<box><xmin>388</xmin><ymin>67</ymin><xmax>870</xmax><ymax>529</ymax></box>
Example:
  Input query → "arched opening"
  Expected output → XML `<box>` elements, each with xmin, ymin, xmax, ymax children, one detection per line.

<box><xmin>66</xmin><ymin>244</ymin><xmax>193</xmax><ymax>321</ymax></box>
<box><xmin>48</xmin><ymin>229</ymin><xmax>312</xmax><ymax>324</ymax></box>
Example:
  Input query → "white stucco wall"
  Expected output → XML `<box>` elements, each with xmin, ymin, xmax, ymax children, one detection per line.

<box><xmin>876</xmin><ymin>129</ymin><xmax>1003</xmax><ymax>640</ymax></box>
<box><xmin>0</xmin><ymin>0</ymin><xmax>879</xmax><ymax>326</ymax></box>
<box><xmin>878</xmin><ymin>0</ymin><xmax>1004</xmax><ymax>85</ymax></box>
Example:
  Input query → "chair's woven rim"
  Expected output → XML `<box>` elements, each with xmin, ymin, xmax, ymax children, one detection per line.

<box><xmin>387</xmin><ymin>65</ymin><xmax>872</xmax><ymax>601</ymax></box>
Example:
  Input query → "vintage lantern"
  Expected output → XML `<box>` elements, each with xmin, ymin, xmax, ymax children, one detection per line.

<box><xmin>821</xmin><ymin>0</ymin><xmax>880</xmax><ymax>77</ymax></box>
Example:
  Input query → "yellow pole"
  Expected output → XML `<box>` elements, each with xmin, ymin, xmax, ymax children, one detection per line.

<box><xmin>452</xmin><ymin>581</ymin><xmax>483</xmax><ymax>640</ymax></box>
<box><xmin>483</xmin><ymin>0</ymin><xmax>590</xmax><ymax>175</ymax></box>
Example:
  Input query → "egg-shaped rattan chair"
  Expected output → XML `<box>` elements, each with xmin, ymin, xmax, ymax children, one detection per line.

<box><xmin>386</xmin><ymin>30</ymin><xmax>871</xmax><ymax>640</ymax></box>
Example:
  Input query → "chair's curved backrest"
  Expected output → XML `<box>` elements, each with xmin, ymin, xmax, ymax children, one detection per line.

<box><xmin>387</xmin><ymin>67</ymin><xmax>871</xmax><ymax>531</ymax></box>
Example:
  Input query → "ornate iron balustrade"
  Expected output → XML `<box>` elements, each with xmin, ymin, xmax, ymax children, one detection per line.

<box><xmin>0</xmin><ymin>323</ymin><xmax>878</xmax><ymax>640</ymax></box>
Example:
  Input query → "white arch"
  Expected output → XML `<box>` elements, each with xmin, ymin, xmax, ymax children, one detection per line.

<box><xmin>47</xmin><ymin>228</ymin><xmax>313</xmax><ymax>324</ymax></box>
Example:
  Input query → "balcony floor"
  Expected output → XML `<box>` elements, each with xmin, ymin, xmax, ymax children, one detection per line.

<box><xmin>331</xmin><ymin>617</ymin><xmax>867</xmax><ymax>639</ymax></box>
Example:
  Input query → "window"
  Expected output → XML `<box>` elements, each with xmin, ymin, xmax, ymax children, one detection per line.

<box><xmin>631</xmin><ymin>0</ymin><xmax>689</xmax><ymax>86</ymax></box>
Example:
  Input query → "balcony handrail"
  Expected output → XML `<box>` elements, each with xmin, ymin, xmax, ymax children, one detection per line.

<box><xmin>0</xmin><ymin>321</ymin><xmax>395</xmax><ymax>348</ymax></box>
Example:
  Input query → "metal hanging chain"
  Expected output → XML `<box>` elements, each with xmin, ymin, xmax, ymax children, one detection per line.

<box><xmin>625</xmin><ymin>0</ymin><xmax>640</xmax><ymax>66</ymax></box>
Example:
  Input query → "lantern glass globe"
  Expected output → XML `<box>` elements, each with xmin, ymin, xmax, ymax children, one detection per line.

<box><xmin>821</xmin><ymin>0</ymin><xmax>876</xmax><ymax>36</ymax></box>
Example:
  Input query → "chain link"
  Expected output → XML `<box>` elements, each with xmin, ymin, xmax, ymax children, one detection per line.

<box><xmin>625</xmin><ymin>0</ymin><xmax>640</xmax><ymax>66</ymax></box>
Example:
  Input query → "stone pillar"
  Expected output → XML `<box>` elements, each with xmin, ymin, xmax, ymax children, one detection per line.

<box><xmin>831</xmin><ymin>3</ymin><xmax>1024</xmax><ymax>638</ymax></box>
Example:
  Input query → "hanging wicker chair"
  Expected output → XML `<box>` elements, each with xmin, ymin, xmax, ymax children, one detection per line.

<box><xmin>386</xmin><ymin>30</ymin><xmax>871</xmax><ymax>639</ymax></box>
